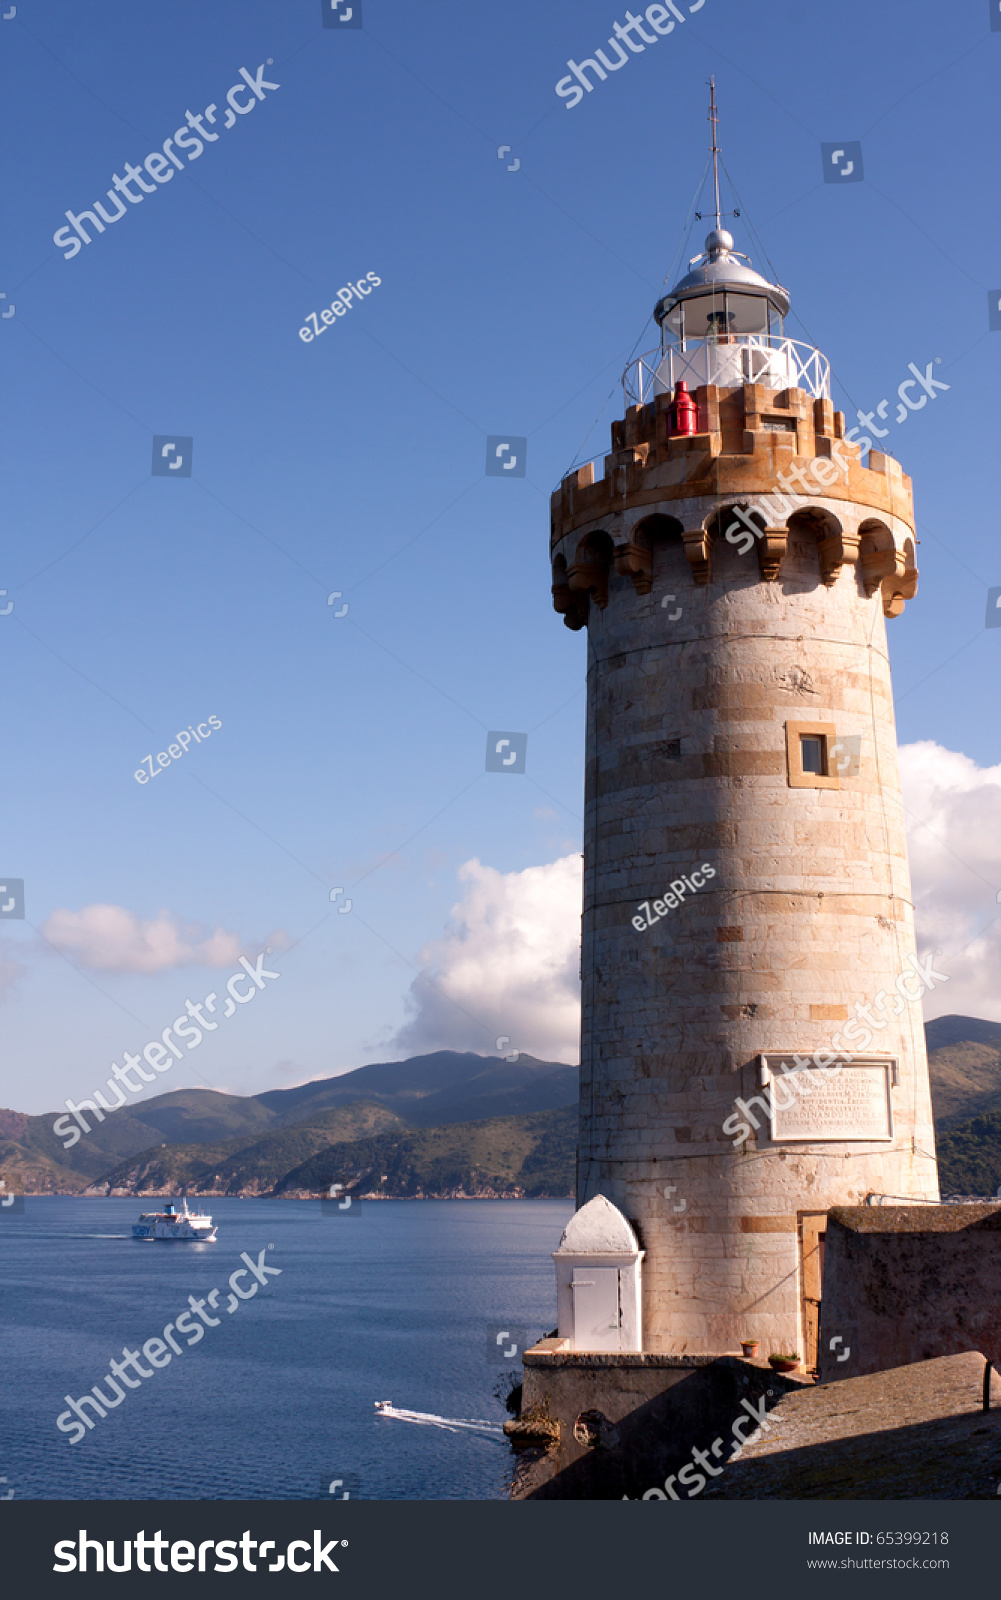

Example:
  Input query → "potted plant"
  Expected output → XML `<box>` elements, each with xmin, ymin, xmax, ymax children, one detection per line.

<box><xmin>768</xmin><ymin>1352</ymin><xmax>801</xmax><ymax>1373</ymax></box>
<box><xmin>740</xmin><ymin>1338</ymin><xmax>760</xmax><ymax>1358</ymax></box>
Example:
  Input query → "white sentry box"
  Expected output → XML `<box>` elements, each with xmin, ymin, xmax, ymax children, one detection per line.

<box><xmin>553</xmin><ymin>1194</ymin><xmax>645</xmax><ymax>1353</ymax></box>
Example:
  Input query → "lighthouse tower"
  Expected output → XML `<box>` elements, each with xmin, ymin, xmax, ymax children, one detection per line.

<box><xmin>550</xmin><ymin>88</ymin><xmax>939</xmax><ymax>1363</ymax></box>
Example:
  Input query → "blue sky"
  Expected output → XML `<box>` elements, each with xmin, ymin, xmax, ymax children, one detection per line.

<box><xmin>2</xmin><ymin>0</ymin><xmax>999</xmax><ymax>1116</ymax></box>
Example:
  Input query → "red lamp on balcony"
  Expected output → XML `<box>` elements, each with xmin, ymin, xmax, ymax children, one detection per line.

<box><xmin>668</xmin><ymin>381</ymin><xmax>699</xmax><ymax>437</ymax></box>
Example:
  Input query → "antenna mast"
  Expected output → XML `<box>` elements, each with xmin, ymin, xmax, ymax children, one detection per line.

<box><xmin>708</xmin><ymin>76</ymin><xmax>722</xmax><ymax>232</ymax></box>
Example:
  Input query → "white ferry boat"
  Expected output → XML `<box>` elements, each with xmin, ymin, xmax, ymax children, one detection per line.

<box><xmin>132</xmin><ymin>1201</ymin><xmax>217</xmax><ymax>1242</ymax></box>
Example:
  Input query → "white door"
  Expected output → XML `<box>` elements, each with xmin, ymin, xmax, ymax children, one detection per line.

<box><xmin>571</xmin><ymin>1266</ymin><xmax>620</xmax><ymax>1351</ymax></box>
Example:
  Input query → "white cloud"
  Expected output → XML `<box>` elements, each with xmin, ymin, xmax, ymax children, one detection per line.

<box><xmin>899</xmin><ymin>741</ymin><xmax>1001</xmax><ymax>1022</ymax></box>
<box><xmin>39</xmin><ymin>904</ymin><xmax>282</xmax><ymax>974</ymax></box>
<box><xmin>30</xmin><ymin>745</ymin><xmax>1001</xmax><ymax>1043</ymax></box>
<box><xmin>393</xmin><ymin>854</ymin><xmax>582</xmax><ymax>1063</ymax></box>
<box><xmin>392</xmin><ymin>744</ymin><xmax>1001</xmax><ymax>1060</ymax></box>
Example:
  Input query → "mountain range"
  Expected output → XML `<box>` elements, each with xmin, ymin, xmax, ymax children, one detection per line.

<box><xmin>0</xmin><ymin>1051</ymin><xmax>579</xmax><ymax>1198</ymax></box>
<box><xmin>3</xmin><ymin>1019</ymin><xmax>1001</xmax><ymax>1200</ymax></box>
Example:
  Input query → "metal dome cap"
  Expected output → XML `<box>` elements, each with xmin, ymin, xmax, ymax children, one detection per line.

<box><xmin>655</xmin><ymin>227</ymin><xmax>790</xmax><ymax>328</ymax></box>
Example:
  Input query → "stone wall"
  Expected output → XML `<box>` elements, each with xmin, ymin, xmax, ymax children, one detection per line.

<box><xmin>818</xmin><ymin>1206</ymin><xmax>1001</xmax><ymax>1382</ymax></box>
<box><xmin>514</xmin><ymin>1343</ymin><xmax>798</xmax><ymax>1499</ymax></box>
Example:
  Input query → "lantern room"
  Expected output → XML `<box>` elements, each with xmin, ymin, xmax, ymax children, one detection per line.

<box><xmin>633</xmin><ymin>225</ymin><xmax>832</xmax><ymax>400</ymax></box>
<box><xmin>655</xmin><ymin>226</ymin><xmax>789</xmax><ymax>347</ymax></box>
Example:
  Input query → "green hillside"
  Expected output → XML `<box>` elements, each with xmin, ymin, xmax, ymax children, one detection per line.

<box><xmin>83</xmin><ymin>1104</ymin><xmax>575</xmax><ymax>1200</ymax></box>
<box><xmin>1</xmin><ymin>1049</ymin><xmax>578</xmax><ymax>1192</ymax></box>
<box><xmin>18</xmin><ymin>1108</ymin><xmax>166</xmax><ymax>1180</ymax></box>
<box><xmin>935</xmin><ymin>1112</ymin><xmax>1001</xmax><ymax>1198</ymax></box>
<box><xmin>86</xmin><ymin>1102</ymin><xmax>405</xmax><ymax>1196</ymax></box>
<box><xmin>0</xmin><ymin>1136</ymin><xmax>85</xmax><ymax>1194</ymax></box>
<box><xmin>278</xmin><ymin>1106</ymin><xmax>576</xmax><ymax>1199</ymax></box>
<box><xmin>926</xmin><ymin>1037</ymin><xmax>1001</xmax><ymax>1133</ymax></box>
<box><xmin>11</xmin><ymin>1019</ymin><xmax>1001</xmax><ymax>1203</ymax></box>
<box><xmin>0</xmin><ymin>1049</ymin><xmax>572</xmax><ymax>1190</ymax></box>
<box><xmin>255</xmin><ymin>1050</ymin><xmax>578</xmax><ymax>1128</ymax></box>
<box><xmin>115</xmin><ymin>1087</ymin><xmax>280</xmax><ymax>1145</ymax></box>
<box><xmin>925</xmin><ymin>1015</ymin><xmax>1001</xmax><ymax>1052</ymax></box>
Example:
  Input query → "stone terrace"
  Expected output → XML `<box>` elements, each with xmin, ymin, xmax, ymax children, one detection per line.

<box><xmin>702</xmin><ymin>1352</ymin><xmax>1001</xmax><ymax>1499</ymax></box>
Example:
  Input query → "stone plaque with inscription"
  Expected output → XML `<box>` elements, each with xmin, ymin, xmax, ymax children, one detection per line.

<box><xmin>761</xmin><ymin>1056</ymin><xmax>894</xmax><ymax>1142</ymax></box>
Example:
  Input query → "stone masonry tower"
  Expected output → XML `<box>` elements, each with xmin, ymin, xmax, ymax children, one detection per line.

<box><xmin>550</xmin><ymin>90</ymin><xmax>939</xmax><ymax>1364</ymax></box>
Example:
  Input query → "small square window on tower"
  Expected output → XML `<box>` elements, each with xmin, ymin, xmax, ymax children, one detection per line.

<box><xmin>800</xmin><ymin>735</ymin><xmax>825</xmax><ymax>774</ymax></box>
<box><xmin>785</xmin><ymin>722</ymin><xmax>840</xmax><ymax>789</ymax></box>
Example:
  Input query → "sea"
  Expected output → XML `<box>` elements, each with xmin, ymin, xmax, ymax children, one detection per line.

<box><xmin>0</xmin><ymin>1196</ymin><xmax>573</xmax><ymax>1501</ymax></box>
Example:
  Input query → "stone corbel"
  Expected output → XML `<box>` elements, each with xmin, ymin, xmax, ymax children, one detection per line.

<box><xmin>881</xmin><ymin>554</ymin><xmax>918</xmax><ymax>619</ymax></box>
<box><xmin>756</xmin><ymin>525</ymin><xmax>789</xmax><ymax>583</ymax></box>
<box><xmin>817</xmin><ymin>528</ymin><xmax>861</xmax><ymax>587</ymax></box>
<box><xmin>614</xmin><ymin>535</ymin><xmax>653</xmax><ymax>595</ymax></box>
<box><xmin>859</xmin><ymin>547</ymin><xmax>896</xmax><ymax>598</ymax></box>
<box><xmin>568</xmin><ymin>557</ymin><xmax>609</xmax><ymax>609</ymax></box>
<box><xmin>682</xmin><ymin>527</ymin><xmax>712</xmax><ymax>585</ymax></box>
<box><xmin>552</xmin><ymin>573</ymin><xmax>589</xmax><ymax>631</ymax></box>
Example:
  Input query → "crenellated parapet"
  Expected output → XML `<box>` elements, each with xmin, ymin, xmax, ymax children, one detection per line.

<box><xmin>550</xmin><ymin>380</ymin><xmax>918</xmax><ymax>626</ymax></box>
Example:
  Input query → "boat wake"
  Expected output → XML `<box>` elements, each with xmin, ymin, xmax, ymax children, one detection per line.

<box><xmin>374</xmin><ymin>1402</ymin><xmax>504</xmax><ymax>1439</ymax></box>
<box><xmin>23</xmin><ymin>1233</ymin><xmax>133</xmax><ymax>1240</ymax></box>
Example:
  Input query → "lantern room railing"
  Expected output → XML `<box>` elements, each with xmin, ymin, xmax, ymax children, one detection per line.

<box><xmin>623</xmin><ymin>335</ymin><xmax>831</xmax><ymax>407</ymax></box>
